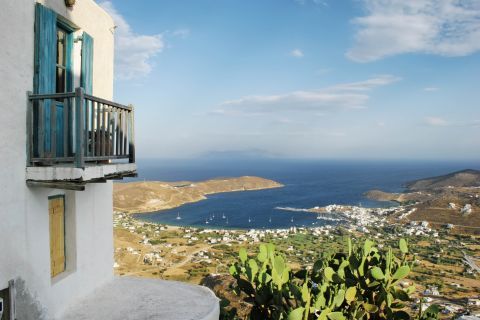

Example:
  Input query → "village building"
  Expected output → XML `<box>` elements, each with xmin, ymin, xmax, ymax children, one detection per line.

<box><xmin>0</xmin><ymin>0</ymin><xmax>218</xmax><ymax>319</ymax></box>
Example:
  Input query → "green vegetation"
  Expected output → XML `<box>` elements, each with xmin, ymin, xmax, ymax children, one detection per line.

<box><xmin>114</xmin><ymin>213</ymin><xmax>480</xmax><ymax>318</ymax></box>
<box><xmin>227</xmin><ymin>239</ymin><xmax>439</xmax><ymax>320</ymax></box>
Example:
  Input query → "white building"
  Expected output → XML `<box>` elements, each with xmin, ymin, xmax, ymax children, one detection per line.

<box><xmin>461</xmin><ymin>204</ymin><xmax>473</xmax><ymax>215</ymax></box>
<box><xmin>0</xmin><ymin>1</ymin><xmax>218</xmax><ymax>319</ymax></box>
<box><xmin>468</xmin><ymin>299</ymin><xmax>480</xmax><ymax>306</ymax></box>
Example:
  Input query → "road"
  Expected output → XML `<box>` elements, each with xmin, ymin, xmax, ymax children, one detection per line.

<box><xmin>463</xmin><ymin>252</ymin><xmax>480</xmax><ymax>273</ymax></box>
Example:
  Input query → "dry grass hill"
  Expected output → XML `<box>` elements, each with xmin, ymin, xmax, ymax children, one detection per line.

<box><xmin>405</xmin><ymin>169</ymin><xmax>480</xmax><ymax>191</ymax></box>
<box><xmin>113</xmin><ymin>176</ymin><xmax>283</xmax><ymax>214</ymax></box>
<box><xmin>366</xmin><ymin>169</ymin><xmax>480</xmax><ymax>231</ymax></box>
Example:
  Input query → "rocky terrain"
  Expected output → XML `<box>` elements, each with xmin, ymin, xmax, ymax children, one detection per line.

<box><xmin>364</xmin><ymin>189</ymin><xmax>426</xmax><ymax>203</ymax></box>
<box><xmin>113</xmin><ymin>176</ymin><xmax>283</xmax><ymax>214</ymax></box>
<box><xmin>365</xmin><ymin>169</ymin><xmax>480</xmax><ymax>231</ymax></box>
<box><xmin>406</xmin><ymin>169</ymin><xmax>480</xmax><ymax>191</ymax></box>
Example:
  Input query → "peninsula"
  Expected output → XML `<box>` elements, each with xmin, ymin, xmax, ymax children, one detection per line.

<box><xmin>113</xmin><ymin>176</ymin><xmax>283</xmax><ymax>214</ymax></box>
<box><xmin>365</xmin><ymin>169</ymin><xmax>480</xmax><ymax>229</ymax></box>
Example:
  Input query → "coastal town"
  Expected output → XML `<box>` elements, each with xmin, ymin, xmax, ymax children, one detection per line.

<box><xmin>113</xmin><ymin>200</ymin><xmax>480</xmax><ymax>319</ymax></box>
<box><xmin>111</xmin><ymin>170</ymin><xmax>480</xmax><ymax>319</ymax></box>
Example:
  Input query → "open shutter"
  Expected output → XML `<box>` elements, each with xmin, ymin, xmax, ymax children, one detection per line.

<box><xmin>34</xmin><ymin>3</ymin><xmax>56</xmax><ymax>94</ymax></box>
<box><xmin>34</xmin><ymin>3</ymin><xmax>57</xmax><ymax>154</ymax></box>
<box><xmin>81</xmin><ymin>32</ymin><xmax>94</xmax><ymax>94</ymax></box>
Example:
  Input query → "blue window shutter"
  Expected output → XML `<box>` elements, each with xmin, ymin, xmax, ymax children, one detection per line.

<box><xmin>34</xmin><ymin>3</ymin><xmax>56</xmax><ymax>94</ymax></box>
<box><xmin>81</xmin><ymin>32</ymin><xmax>94</xmax><ymax>94</ymax></box>
<box><xmin>34</xmin><ymin>3</ymin><xmax>57</xmax><ymax>153</ymax></box>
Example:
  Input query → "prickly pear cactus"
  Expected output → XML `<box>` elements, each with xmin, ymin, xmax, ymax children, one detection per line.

<box><xmin>228</xmin><ymin>238</ymin><xmax>439</xmax><ymax>320</ymax></box>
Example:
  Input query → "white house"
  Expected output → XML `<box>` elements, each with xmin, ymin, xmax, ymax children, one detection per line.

<box><xmin>0</xmin><ymin>1</ymin><xmax>218</xmax><ymax>319</ymax></box>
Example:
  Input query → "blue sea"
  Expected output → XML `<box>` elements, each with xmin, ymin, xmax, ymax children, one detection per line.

<box><xmin>130</xmin><ymin>159</ymin><xmax>479</xmax><ymax>230</ymax></box>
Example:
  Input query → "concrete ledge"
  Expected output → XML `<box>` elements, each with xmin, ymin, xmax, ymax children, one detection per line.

<box><xmin>26</xmin><ymin>163</ymin><xmax>137</xmax><ymax>182</ymax></box>
<box><xmin>59</xmin><ymin>277</ymin><xmax>220</xmax><ymax>320</ymax></box>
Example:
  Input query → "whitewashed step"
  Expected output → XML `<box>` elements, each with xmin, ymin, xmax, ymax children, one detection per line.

<box><xmin>59</xmin><ymin>277</ymin><xmax>219</xmax><ymax>320</ymax></box>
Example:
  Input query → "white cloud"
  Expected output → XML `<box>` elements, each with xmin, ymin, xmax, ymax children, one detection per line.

<box><xmin>214</xmin><ymin>75</ymin><xmax>399</xmax><ymax>115</ymax></box>
<box><xmin>424</xmin><ymin>117</ymin><xmax>480</xmax><ymax>127</ymax></box>
<box><xmin>290</xmin><ymin>49</ymin><xmax>304</xmax><ymax>58</ymax></box>
<box><xmin>100</xmin><ymin>1</ymin><xmax>164</xmax><ymax>79</ymax></box>
<box><xmin>425</xmin><ymin>116</ymin><xmax>449</xmax><ymax>126</ymax></box>
<box><xmin>423</xmin><ymin>87</ymin><xmax>439</xmax><ymax>92</ymax></box>
<box><xmin>347</xmin><ymin>0</ymin><xmax>480</xmax><ymax>62</ymax></box>
<box><xmin>328</xmin><ymin>75</ymin><xmax>401</xmax><ymax>91</ymax></box>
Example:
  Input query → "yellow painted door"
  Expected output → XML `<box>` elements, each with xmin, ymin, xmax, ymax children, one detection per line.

<box><xmin>49</xmin><ymin>196</ymin><xmax>65</xmax><ymax>277</ymax></box>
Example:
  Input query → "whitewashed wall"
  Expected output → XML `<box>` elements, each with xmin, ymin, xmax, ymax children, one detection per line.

<box><xmin>0</xmin><ymin>0</ymin><xmax>116</xmax><ymax>318</ymax></box>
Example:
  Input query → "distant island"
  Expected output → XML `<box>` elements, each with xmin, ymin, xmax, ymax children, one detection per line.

<box><xmin>113</xmin><ymin>176</ymin><xmax>284</xmax><ymax>214</ymax></box>
<box><xmin>366</xmin><ymin>169</ymin><xmax>480</xmax><ymax>230</ymax></box>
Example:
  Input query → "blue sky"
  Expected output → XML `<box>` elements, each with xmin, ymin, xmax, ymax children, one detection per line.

<box><xmin>99</xmin><ymin>0</ymin><xmax>480</xmax><ymax>160</ymax></box>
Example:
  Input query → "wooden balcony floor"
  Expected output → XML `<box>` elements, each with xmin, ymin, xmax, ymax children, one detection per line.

<box><xmin>26</xmin><ymin>163</ymin><xmax>137</xmax><ymax>190</ymax></box>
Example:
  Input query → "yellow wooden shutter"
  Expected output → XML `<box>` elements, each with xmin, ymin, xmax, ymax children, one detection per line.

<box><xmin>49</xmin><ymin>197</ymin><xmax>65</xmax><ymax>277</ymax></box>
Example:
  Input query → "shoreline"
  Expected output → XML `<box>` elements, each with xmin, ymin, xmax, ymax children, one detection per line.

<box><xmin>128</xmin><ymin>202</ymin><xmax>401</xmax><ymax>231</ymax></box>
<box><xmin>131</xmin><ymin>214</ymin><xmax>247</xmax><ymax>232</ymax></box>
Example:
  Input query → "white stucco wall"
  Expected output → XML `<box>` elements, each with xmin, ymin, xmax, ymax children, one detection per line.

<box><xmin>0</xmin><ymin>0</ymin><xmax>116</xmax><ymax>318</ymax></box>
<box><xmin>22</xmin><ymin>183</ymin><xmax>114</xmax><ymax>318</ymax></box>
<box><xmin>0</xmin><ymin>0</ymin><xmax>33</xmax><ymax>298</ymax></box>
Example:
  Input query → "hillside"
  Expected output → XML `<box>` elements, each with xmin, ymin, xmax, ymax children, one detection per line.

<box><xmin>365</xmin><ymin>169</ymin><xmax>480</xmax><ymax>230</ymax></box>
<box><xmin>364</xmin><ymin>189</ymin><xmax>426</xmax><ymax>203</ymax></box>
<box><xmin>113</xmin><ymin>176</ymin><xmax>283</xmax><ymax>214</ymax></box>
<box><xmin>405</xmin><ymin>169</ymin><xmax>480</xmax><ymax>191</ymax></box>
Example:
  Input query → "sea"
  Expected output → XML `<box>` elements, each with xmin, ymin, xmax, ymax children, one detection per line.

<box><xmin>130</xmin><ymin>159</ymin><xmax>479</xmax><ymax>230</ymax></box>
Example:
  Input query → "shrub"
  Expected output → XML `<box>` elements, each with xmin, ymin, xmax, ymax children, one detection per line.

<box><xmin>228</xmin><ymin>238</ymin><xmax>438</xmax><ymax>320</ymax></box>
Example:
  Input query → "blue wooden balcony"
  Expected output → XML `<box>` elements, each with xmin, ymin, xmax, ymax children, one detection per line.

<box><xmin>26</xmin><ymin>88</ymin><xmax>137</xmax><ymax>190</ymax></box>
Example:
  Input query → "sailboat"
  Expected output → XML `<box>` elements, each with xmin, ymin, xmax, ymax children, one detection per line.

<box><xmin>291</xmin><ymin>217</ymin><xmax>294</xmax><ymax>223</ymax></box>
<box><xmin>222</xmin><ymin>213</ymin><xmax>226</xmax><ymax>219</ymax></box>
<box><xmin>269</xmin><ymin>216</ymin><xmax>272</xmax><ymax>223</ymax></box>
<box><xmin>176</xmin><ymin>213</ymin><xmax>181</xmax><ymax>220</ymax></box>
<box><xmin>205</xmin><ymin>218</ymin><xmax>209</xmax><ymax>224</ymax></box>
<box><xmin>226</xmin><ymin>217</ymin><xmax>229</xmax><ymax>224</ymax></box>
<box><xmin>248</xmin><ymin>217</ymin><xmax>251</xmax><ymax>223</ymax></box>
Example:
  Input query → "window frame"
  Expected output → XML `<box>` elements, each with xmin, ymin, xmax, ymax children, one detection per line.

<box><xmin>55</xmin><ymin>19</ymin><xmax>75</xmax><ymax>94</ymax></box>
<box><xmin>55</xmin><ymin>26</ymin><xmax>68</xmax><ymax>95</ymax></box>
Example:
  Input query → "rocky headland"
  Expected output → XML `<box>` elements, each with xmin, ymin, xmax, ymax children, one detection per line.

<box><xmin>113</xmin><ymin>176</ymin><xmax>283</xmax><ymax>214</ymax></box>
<box><xmin>365</xmin><ymin>169</ymin><xmax>480</xmax><ymax>229</ymax></box>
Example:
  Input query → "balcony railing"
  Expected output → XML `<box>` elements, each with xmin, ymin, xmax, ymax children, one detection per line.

<box><xmin>27</xmin><ymin>88</ymin><xmax>135</xmax><ymax>168</ymax></box>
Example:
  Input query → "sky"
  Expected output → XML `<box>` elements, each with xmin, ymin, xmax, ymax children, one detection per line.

<box><xmin>98</xmin><ymin>0</ymin><xmax>480</xmax><ymax>160</ymax></box>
